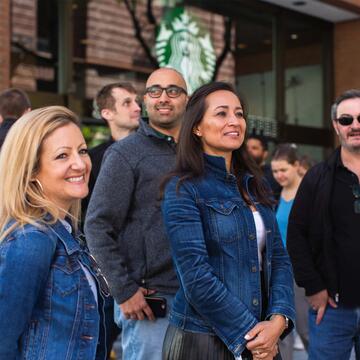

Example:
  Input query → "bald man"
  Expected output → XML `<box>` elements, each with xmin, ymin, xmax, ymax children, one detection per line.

<box><xmin>85</xmin><ymin>68</ymin><xmax>188</xmax><ymax>360</ymax></box>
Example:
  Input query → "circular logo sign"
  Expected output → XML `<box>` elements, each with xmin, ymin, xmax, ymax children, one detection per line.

<box><xmin>155</xmin><ymin>8</ymin><xmax>216</xmax><ymax>94</ymax></box>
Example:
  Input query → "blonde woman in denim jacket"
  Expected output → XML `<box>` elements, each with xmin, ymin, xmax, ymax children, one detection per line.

<box><xmin>161</xmin><ymin>82</ymin><xmax>295</xmax><ymax>360</ymax></box>
<box><xmin>0</xmin><ymin>106</ymin><xmax>107</xmax><ymax>359</ymax></box>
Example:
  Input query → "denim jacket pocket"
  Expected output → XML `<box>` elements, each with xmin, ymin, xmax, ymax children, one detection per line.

<box><xmin>52</xmin><ymin>250</ymin><xmax>81</xmax><ymax>297</ymax></box>
<box><xmin>205</xmin><ymin>200</ymin><xmax>239</xmax><ymax>243</ymax></box>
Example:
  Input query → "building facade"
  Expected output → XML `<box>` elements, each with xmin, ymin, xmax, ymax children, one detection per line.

<box><xmin>1</xmin><ymin>0</ymin><xmax>360</xmax><ymax>158</ymax></box>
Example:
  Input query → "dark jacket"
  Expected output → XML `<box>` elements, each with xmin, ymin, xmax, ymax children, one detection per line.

<box><xmin>0</xmin><ymin>117</ymin><xmax>17</xmax><ymax>149</ymax></box>
<box><xmin>84</xmin><ymin>119</ymin><xmax>179</xmax><ymax>304</ymax></box>
<box><xmin>81</xmin><ymin>138</ymin><xmax>114</xmax><ymax>219</ymax></box>
<box><xmin>162</xmin><ymin>154</ymin><xmax>295</xmax><ymax>358</ymax></box>
<box><xmin>287</xmin><ymin>148</ymin><xmax>340</xmax><ymax>298</ymax></box>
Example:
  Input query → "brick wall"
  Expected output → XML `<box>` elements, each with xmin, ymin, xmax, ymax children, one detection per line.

<box><xmin>334</xmin><ymin>19</ymin><xmax>360</xmax><ymax>96</ymax></box>
<box><xmin>0</xmin><ymin>0</ymin><xmax>10</xmax><ymax>90</ymax></box>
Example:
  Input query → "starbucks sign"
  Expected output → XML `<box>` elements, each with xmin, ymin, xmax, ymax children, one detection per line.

<box><xmin>155</xmin><ymin>8</ymin><xmax>216</xmax><ymax>94</ymax></box>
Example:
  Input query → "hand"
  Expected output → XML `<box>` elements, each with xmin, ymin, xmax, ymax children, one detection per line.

<box><xmin>252</xmin><ymin>344</ymin><xmax>278</xmax><ymax>360</ymax></box>
<box><xmin>245</xmin><ymin>316</ymin><xmax>285</xmax><ymax>358</ymax></box>
<box><xmin>307</xmin><ymin>289</ymin><xmax>337</xmax><ymax>325</ymax></box>
<box><xmin>119</xmin><ymin>287</ymin><xmax>156</xmax><ymax>321</ymax></box>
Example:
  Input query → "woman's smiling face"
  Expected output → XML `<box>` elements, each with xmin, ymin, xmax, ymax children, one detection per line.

<box><xmin>36</xmin><ymin>122</ymin><xmax>91</xmax><ymax>213</ymax></box>
<box><xmin>195</xmin><ymin>90</ymin><xmax>246</xmax><ymax>159</ymax></box>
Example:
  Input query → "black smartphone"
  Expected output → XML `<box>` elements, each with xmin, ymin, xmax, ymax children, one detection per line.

<box><xmin>144</xmin><ymin>296</ymin><xmax>167</xmax><ymax>318</ymax></box>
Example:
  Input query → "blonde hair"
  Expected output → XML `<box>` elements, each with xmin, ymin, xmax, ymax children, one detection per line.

<box><xmin>0</xmin><ymin>106</ymin><xmax>82</xmax><ymax>241</ymax></box>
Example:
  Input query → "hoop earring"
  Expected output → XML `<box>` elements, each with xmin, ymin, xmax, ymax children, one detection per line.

<box><xmin>33</xmin><ymin>179</ymin><xmax>44</xmax><ymax>192</ymax></box>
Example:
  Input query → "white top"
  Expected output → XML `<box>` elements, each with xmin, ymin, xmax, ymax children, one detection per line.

<box><xmin>253</xmin><ymin>211</ymin><xmax>266</xmax><ymax>269</ymax></box>
<box><xmin>60</xmin><ymin>219</ymin><xmax>98</xmax><ymax>304</ymax></box>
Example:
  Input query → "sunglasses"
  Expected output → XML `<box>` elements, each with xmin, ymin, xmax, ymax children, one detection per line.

<box><xmin>88</xmin><ymin>254</ymin><xmax>111</xmax><ymax>297</ymax></box>
<box><xmin>145</xmin><ymin>85</ymin><xmax>187</xmax><ymax>98</ymax></box>
<box><xmin>336</xmin><ymin>115</ymin><xmax>360</xmax><ymax>126</ymax></box>
<box><xmin>353</xmin><ymin>184</ymin><xmax>360</xmax><ymax>214</ymax></box>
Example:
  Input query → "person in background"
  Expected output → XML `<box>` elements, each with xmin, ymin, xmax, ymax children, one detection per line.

<box><xmin>85</xmin><ymin>68</ymin><xmax>188</xmax><ymax>360</ymax></box>
<box><xmin>246</xmin><ymin>133</ymin><xmax>281</xmax><ymax>200</ymax></box>
<box><xmin>162</xmin><ymin>82</ymin><xmax>294</xmax><ymax>360</ymax></box>
<box><xmin>298</xmin><ymin>154</ymin><xmax>316</xmax><ymax>178</ymax></box>
<box><xmin>271</xmin><ymin>144</ymin><xmax>309</xmax><ymax>360</ymax></box>
<box><xmin>0</xmin><ymin>106</ymin><xmax>107</xmax><ymax>359</ymax></box>
<box><xmin>288</xmin><ymin>89</ymin><xmax>360</xmax><ymax>359</ymax></box>
<box><xmin>0</xmin><ymin>87</ymin><xmax>31</xmax><ymax>148</ymax></box>
<box><xmin>84</xmin><ymin>83</ymin><xmax>141</xmax><ymax>360</ymax></box>
<box><xmin>88</xmin><ymin>82</ymin><xmax>141</xmax><ymax>194</ymax></box>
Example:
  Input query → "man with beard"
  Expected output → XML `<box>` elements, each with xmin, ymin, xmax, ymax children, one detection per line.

<box><xmin>85</xmin><ymin>68</ymin><xmax>188</xmax><ymax>360</ymax></box>
<box><xmin>287</xmin><ymin>89</ymin><xmax>360</xmax><ymax>359</ymax></box>
<box><xmin>246</xmin><ymin>134</ymin><xmax>281</xmax><ymax>199</ymax></box>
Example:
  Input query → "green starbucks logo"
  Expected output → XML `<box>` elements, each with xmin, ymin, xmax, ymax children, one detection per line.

<box><xmin>155</xmin><ymin>8</ymin><xmax>216</xmax><ymax>94</ymax></box>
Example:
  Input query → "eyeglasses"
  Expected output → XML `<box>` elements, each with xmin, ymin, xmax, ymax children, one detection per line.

<box><xmin>145</xmin><ymin>85</ymin><xmax>187</xmax><ymax>98</ymax></box>
<box><xmin>352</xmin><ymin>184</ymin><xmax>360</xmax><ymax>214</ymax></box>
<box><xmin>336</xmin><ymin>115</ymin><xmax>360</xmax><ymax>126</ymax></box>
<box><xmin>88</xmin><ymin>253</ymin><xmax>110</xmax><ymax>297</ymax></box>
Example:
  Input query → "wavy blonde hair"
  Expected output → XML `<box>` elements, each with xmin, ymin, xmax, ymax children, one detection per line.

<box><xmin>0</xmin><ymin>106</ymin><xmax>83</xmax><ymax>241</ymax></box>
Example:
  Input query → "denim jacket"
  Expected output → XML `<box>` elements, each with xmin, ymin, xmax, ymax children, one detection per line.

<box><xmin>0</xmin><ymin>220</ymin><xmax>106</xmax><ymax>360</ymax></box>
<box><xmin>162</xmin><ymin>154</ymin><xmax>295</xmax><ymax>358</ymax></box>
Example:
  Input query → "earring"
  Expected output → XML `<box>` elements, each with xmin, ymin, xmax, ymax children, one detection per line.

<box><xmin>33</xmin><ymin>179</ymin><xmax>44</xmax><ymax>192</ymax></box>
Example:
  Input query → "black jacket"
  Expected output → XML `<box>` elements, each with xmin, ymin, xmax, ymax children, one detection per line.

<box><xmin>287</xmin><ymin>148</ymin><xmax>340</xmax><ymax>298</ymax></box>
<box><xmin>0</xmin><ymin>117</ymin><xmax>17</xmax><ymax>149</ymax></box>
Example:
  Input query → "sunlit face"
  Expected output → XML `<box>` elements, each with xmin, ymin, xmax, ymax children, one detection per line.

<box><xmin>333</xmin><ymin>98</ymin><xmax>360</xmax><ymax>153</ymax></box>
<box><xmin>143</xmin><ymin>68</ymin><xmax>187</xmax><ymax>131</ymax></box>
<box><xmin>246</xmin><ymin>138</ymin><xmax>267</xmax><ymax>165</ymax></box>
<box><xmin>36</xmin><ymin>123</ymin><xmax>91</xmax><ymax>212</ymax></box>
<box><xmin>102</xmin><ymin>87</ymin><xmax>141</xmax><ymax>132</ymax></box>
<box><xmin>195</xmin><ymin>90</ymin><xmax>246</xmax><ymax>159</ymax></box>
<box><xmin>271</xmin><ymin>159</ymin><xmax>300</xmax><ymax>189</ymax></box>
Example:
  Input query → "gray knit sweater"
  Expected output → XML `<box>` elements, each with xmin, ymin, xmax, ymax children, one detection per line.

<box><xmin>85</xmin><ymin>119</ymin><xmax>179</xmax><ymax>304</ymax></box>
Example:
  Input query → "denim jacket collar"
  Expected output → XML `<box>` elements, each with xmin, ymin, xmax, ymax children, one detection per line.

<box><xmin>204</xmin><ymin>153</ymin><xmax>253</xmax><ymax>185</ymax></box>
<box><xmin>50</xmin><ymin>220</ymin><xmax>81</xmax><ymax>255</ymax></box>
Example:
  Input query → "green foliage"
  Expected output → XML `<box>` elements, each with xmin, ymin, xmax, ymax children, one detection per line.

<box><xmin>82</xmin><ymin>125</ymin><xmax>110</xmax><ymax>148</ymax></box>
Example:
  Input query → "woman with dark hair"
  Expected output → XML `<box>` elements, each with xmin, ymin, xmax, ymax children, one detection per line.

<box><xmin>161</xmin><ymin>82</ymin><xmax>295</xmax><ymax>360</ymax></box>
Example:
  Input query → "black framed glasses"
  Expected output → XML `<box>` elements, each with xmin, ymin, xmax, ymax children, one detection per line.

<box><xmin>145</xmin><ymin>85</ymin><xmax>187</xmax><ymax>98</ymax></box>
<box><xmin>352</xmin><ymin>184</ymin><xmax>360</xmax><ymax>214</ymax></box>
<box><xmin>336</xmin><ymin>115</ymin><xmax>360</xmax><ymax>126</ymax></box>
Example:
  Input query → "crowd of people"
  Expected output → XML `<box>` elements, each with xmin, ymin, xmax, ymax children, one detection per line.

<box><xmin>0</xmin><ymin>68</ymin><xmax>359</xmax><ymax>360</ymax></box>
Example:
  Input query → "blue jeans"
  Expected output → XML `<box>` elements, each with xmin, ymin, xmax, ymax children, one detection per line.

<box><xmin>309</xmin><ymin>305</ymin><xmax>360</xmax><ymax>359</ymax></box>
<box><xmin>114</xmin><ymin>293</ymin><xmax>174</xmax><ymax>360</ymax></box>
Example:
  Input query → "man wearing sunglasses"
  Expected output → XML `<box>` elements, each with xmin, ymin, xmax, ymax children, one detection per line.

<box><xmin>85</xmin><ymin>67</ymin><xmax>188</xmax><ymax>360</ymax></box>
<box><xmin>287</xmin><ymin>89</ymin><xmax>360</xmax><ymax>359</ymax></box>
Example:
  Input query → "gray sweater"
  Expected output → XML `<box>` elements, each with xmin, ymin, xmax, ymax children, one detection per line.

<box><xmin>85</xmin><ymin>119</ymin><xmax>179</xmax><ymax>304</ymax></box>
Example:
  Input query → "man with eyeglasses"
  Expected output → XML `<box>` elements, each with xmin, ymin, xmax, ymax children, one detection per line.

<box><xmin>287</xmin><ymin>89</ymin><xmax>360</xmax><ymax>359</ymax></box>
<box><xmin>85</xmin><ymin>67</ymin><xmax>188</xmax><ymax>360</ymax></box>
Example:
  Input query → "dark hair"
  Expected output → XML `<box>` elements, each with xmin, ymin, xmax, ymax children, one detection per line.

<box><xmin>331</xmin><ymin>89</ymin><xmax>360</xmax><ymax>121</ymax></box>
<box><xmin>161</xmin><ymin>81</ymin><xmax>273</xmax><ymax>207</ymax></box>
<box><xmin>0</xmin><ymin>88</ymin><xmax>31</xmax><ymax>119</ymax></box>
<box><xmin>96</xmin><ymin>82</ymin><xmax>137</xmax><ymax>113</ymax></box>
<box><xmin>272</xmin><ymin>143</ymin><xmax>299</xmax><ymax>165</ymax></box>
<box><xmin>247</xmin><ymin>133</ymin><xmax>268</xmax><ymax>151</ymax></box>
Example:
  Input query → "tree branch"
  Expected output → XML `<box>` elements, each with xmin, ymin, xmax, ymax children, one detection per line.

<box><xmin>146</xmin><ymin>0</ymin><xmax>157</xmax><ymax>27</ymax></box>
<box><xmin>212</xmin><ymin>17</ymin><xmax>232</xmax><ymax>80</ymax></box>
<box><xmin>122</xmin><ymin>0</ymin><xmax>158</xmax><ymax>68</ymax></box>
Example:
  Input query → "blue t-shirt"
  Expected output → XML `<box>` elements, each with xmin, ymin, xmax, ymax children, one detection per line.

<box><xmin>276</xmin><ymin>197</ymin><xmax>294</xmax><ymax>247</ymax></box>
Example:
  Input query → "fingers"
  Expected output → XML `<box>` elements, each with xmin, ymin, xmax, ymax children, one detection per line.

<box><xmin>142</xmin><ymin>303</ymin><xmax>155</xmax><ymax>321</ymax></box>
<box><xmin>245</xmin><ymin>323</ymin><xmax>263</xmax><ymax>341</ymax></box>
<box><xmin>328</xmin><ymin>297</ymin><xmax>338</xmax><ymax>308</ymax></box>
<box><xmin>316</xmin><ymin>305</ymin><xmax>326</xmax><ymax>325</ymax></box>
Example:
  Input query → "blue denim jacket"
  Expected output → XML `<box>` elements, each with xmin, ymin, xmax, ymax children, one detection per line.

<box><xmin>0</xmin><ymin>220</ymin><xmax>106</xmax><ymax>360</ymax></box>
<box><xmin>162</xmin><ymin>154</ymin><xmax>295</xmax><ymax>358</ymax></box>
